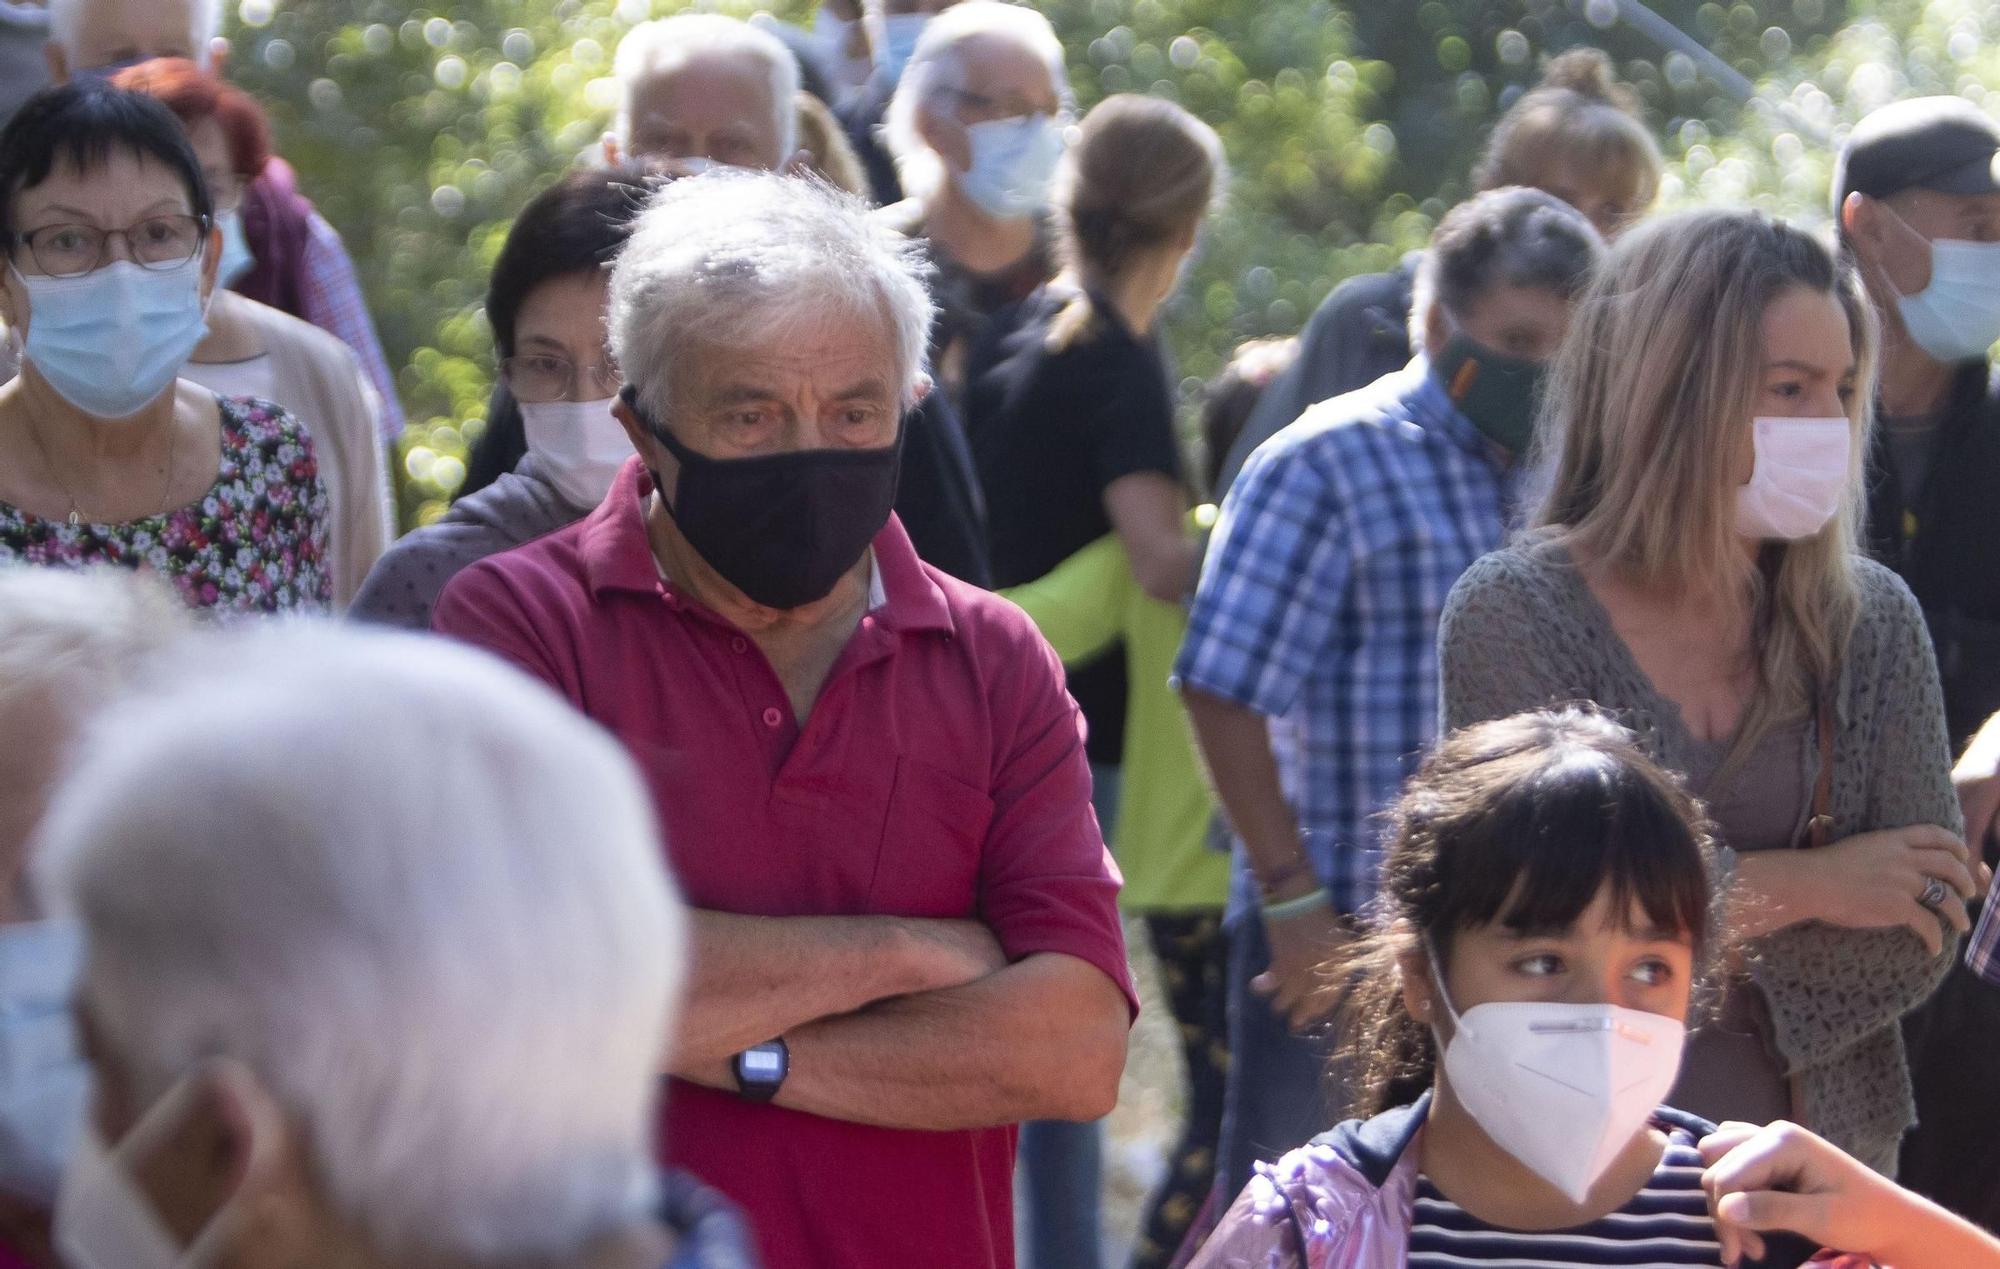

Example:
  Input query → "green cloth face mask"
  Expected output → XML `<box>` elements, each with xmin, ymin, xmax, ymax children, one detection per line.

<box><xmin>1434</xmin><ymin>332</ymin><xmax>1546</xmax><ymax>458</ymax></box>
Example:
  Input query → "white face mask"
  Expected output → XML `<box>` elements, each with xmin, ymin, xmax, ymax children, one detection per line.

<box><xmin>958</xmin><ymin>114</ymin><xmax>1065</xmax><ymax>220</ymax></box>
<box><xmin>1430</xmin><ymin>957</ymin><xmax>1686</xmax><ymax>1205</ymax></box>
<box><xmin>874</xmin><ymin>12</ymin><xmax>928</xmax><ymax>83</ymax></box>
<box><xmin>55</xmin><ymin>1079</ymin><xmax>243</xmax><ymax>1269</ymax></box>
<box><xmin>1734</xmin><ymin>415</ymin><xmax>1852</xmax><ymax>542</ymax></box>
<box><xmin>1891</xmin><ymin>220</ymin><xmax>2000</xmax><ymax>363</ymax></box>
<box><xmin>519</xmin><ymin>396</ymin><xmax>631</xmax><ymax>510</ymax></box>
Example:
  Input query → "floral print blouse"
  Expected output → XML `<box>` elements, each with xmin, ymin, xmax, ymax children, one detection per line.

<box><xmin>0</xmin><ymin>395</ymin><xmax>332</xmax><ymax>614</ymax></box>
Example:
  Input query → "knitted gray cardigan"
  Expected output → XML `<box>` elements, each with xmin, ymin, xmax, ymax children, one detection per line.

<box><xmin>1438</xmin><ymin>545</ymin><xmax>1962</xmax><ymax>1174</ymax></box>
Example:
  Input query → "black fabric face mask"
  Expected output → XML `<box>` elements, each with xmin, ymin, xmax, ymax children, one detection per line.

<box><xmin>622</xmin><ymin>386</ymin><xmax>904</xmax><ymax>610</ymax></box>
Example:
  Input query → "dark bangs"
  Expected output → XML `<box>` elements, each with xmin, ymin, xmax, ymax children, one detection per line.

<box><xmin>1450</xmin><ymin>749</ymin><xmax>1711</xmax><ymax>950</ymax></box>
<box><xmin>0</xmin><ymin>83</ymin><xmax>212</xmax><ymax>247</ymax></box>
<box><xmin>1384</xmin><ymin>710</ymin><xmax>1719</xmax><ymax>962</ymax></box>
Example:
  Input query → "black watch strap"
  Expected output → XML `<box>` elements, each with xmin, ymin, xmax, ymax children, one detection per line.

<box><xmin>732</xmin><ymin>1038</ymin><xmax>789</xmax><ymax>1103</ymax></box>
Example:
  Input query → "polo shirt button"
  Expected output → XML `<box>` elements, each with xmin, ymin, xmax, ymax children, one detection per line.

<box><xmin>731</xmin><ymin>637</ymin><xmax>748</xmax><ymax>654</ymax></box>
<box><xmin>762</xmin><ymin>707</ymin><xmax>784</xmax><ymax>728</ymax></box>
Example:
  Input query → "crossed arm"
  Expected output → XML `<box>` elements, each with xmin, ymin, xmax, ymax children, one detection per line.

<box><xmin>667</xmin><ymin>911</ymin><xmax>1130</xmax><ymax>1132</ymax></box>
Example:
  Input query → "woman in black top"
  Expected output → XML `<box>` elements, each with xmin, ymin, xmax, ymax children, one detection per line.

<box><xmin>968</xmin><ymin>91</ymin><xmax>1224</xmax><ymax>756</ymax></box>
<box><xmin>962</xmin><ymin>91</ymin><xmax>1224</xmax><ymax>1269</ymax></box>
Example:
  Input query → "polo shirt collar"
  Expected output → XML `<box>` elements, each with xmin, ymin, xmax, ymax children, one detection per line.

<box><xmin>582</xmin><ymin>455</ymin><xmax>956</xmax><ymax>637</ymax></box>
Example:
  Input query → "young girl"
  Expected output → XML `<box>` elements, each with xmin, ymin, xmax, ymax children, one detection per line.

<box><xmin>1190</xmin><ymin>708</ymin><xmax>1860</xmax><ymax>1268</ymax></box>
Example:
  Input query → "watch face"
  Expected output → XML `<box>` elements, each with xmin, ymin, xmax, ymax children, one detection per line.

<box><xmin>743</xmin><ymin>1050</ymin><xmax>784</xmax><ymax>1078</ymax></box>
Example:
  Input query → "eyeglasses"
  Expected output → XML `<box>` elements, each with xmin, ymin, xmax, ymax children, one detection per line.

<box><xmin>501</xmin><ymin>354</ymin><xmax>623</xmax><ymax>404</ymax></box>
<box><xmin>13</xmin><ymin>215</ymin><xmax>210</xmax><ymax>278</ymax></box>
<box><xmin>941</xmin><ymin>87</ymin><xmax>1068</xmax><ymax>127</ymax></box>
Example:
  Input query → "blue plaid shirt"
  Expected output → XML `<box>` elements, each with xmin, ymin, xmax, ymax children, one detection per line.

<box><xmin>1970</xmin><ymin>880</ymin><xmax>2000</xmax><ymax>985</ymax></box>
<box><xmin>1175</xmin><ymin>361</ymin><xmax>1517</xmax><ymax>913</ymax></box>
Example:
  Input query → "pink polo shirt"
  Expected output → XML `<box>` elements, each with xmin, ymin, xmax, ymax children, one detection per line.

<box><xmin>433</xmin><ymin>459</ymin><xmax>1134</xmax><ymax>1269</ymax></box>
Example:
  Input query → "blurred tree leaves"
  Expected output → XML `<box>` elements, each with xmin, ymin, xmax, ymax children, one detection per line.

<box><xmin>225</xmin><ymin>0</ymin><xmax>2000</xmax><ymax>525</ymax></box>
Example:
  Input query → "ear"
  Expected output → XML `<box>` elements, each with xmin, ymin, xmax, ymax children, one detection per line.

<box><xmin>44</xmin><ymin>42</ymin><xmax>69</xmax><ymax>84</ymax></box>
<box><xmin>1840</xmin><ymin>192</ymin><xmax>1875</xmax><ymax>252</ymax></box>
<box><xmin>206</xmin><ymin>37</ymin><xmax>231</xmax><ymax>72</ymax></box>
<box><xmin>1422</xmin><ymin>303</ymin><xmax>1452</xmax><ymax>361</ymax></box>
<box><xmin>200</xmin><ymin>225</ymin><xmax>222</xmax><ymax>299</ymax></box>
<box><xmin>908</xmin><ymin>372</ymin><xmax>934</xmax><ymax>408</ymax></box>
<box><xmin>916</xmin><ymin>100</ymin><xmax>971</xmax><ymax>176</ymax></box>
<box><xmin>1396</xmin><ymin>934</ymin><xmax>1435</xmax><ymax>1026</ymax></box>
<box><xmin>602</xmin><ymin>133</ymin><xmax>624</xmax><ymax>168</ymax></box>
<box><xmin>119</xmin><ymin>1058</ymin><xmax>284</xmax><ymax>1247</ymax></box>
<box><xmin>0</xmin><ymin>263</ymin><xmax>25</xmax><ymax>335</ymax></box>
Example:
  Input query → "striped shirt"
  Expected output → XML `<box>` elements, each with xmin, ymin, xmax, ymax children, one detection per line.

<box><xmin>1407</xmin><ymin>1134</ymin><xmax>1724</xmax><ymax>1267</ymax></box>
<box><xmin>1969</xmin><ymin>876</ymin><xmax>2000</xmax><ymax>985</ymax></box>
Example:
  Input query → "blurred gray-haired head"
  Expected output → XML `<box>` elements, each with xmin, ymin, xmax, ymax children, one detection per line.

<box><xmin>884</xmin><ymin>1</ymin><xmax>1071</xmax><ymax>200</ymax></box>
<box><xmin>35</xmin><ymin>623</ymin><xmax>685</xmax><ymax>1261</ymax></box>
<box><xmin>611</xmin><ymin>13</ymin><xmax>802</xmax><ymax>162</ymax></box>
<box><xmin>608</xmin><ymin>168</ymin><xmax>935</xmax><ymax>426</ymax></box>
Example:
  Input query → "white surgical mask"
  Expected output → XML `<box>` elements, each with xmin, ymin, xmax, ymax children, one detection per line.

<box><xmin>520</xmin><ymin>396</ymin><xmax>631</xmax><ymax>510</ymax></box>
<box><xmin>1735</xmin><ymin>415</ymin><xmax>1852</xmax><ymax>542</ymax></box>
<box><xmin>0</xmin><ymin>919</ymin><xmax>88</xmax><ymax>1204</ymax></box>
<box><xmin>55</xmin><ymin>1078</ymin><xmax>244</xmax><ymax>1269</ymax></box>
<box><xmin>214</xmin><ymin>209</ymin><xmax>256</xmax><ymax>288</ymax></box>
<box><xmin>1429</xmin><ymin>957</ymin><xmax>1685</xmax><ymax>1205</ymax></box>
<box><xmin>14</xmin><ymin>257</ymin><xmax>210</xmax><ymax>419</ymax></box>
<box><xmin>1893</xmin><ymin>230</ymin><xmax>2000</xmax><ymax>364</ymax></box>
<box><xmin>958</xmin><ymin>114</ymin><xmax>1064</xmax><ymax>220</ymax></box>
<box><xmin>874</xmin><ymin>13</ymin><xmax>928</xmax><ymax>84</ymax></box>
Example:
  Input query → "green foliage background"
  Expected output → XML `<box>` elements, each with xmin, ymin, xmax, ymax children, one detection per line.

<box><xmin>224</xmin><ymin>0</ymin><xmax>2000</xmax><ymax>526</ymax></box>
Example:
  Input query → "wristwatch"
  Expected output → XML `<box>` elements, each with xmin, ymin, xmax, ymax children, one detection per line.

<box><xmin>732</xmin><ymin>1038</ymin><xmax>789</xmax><ymax>1103</ymax></box>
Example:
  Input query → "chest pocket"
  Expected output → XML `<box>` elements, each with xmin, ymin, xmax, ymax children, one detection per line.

<box><xmin>866</xmin><ymin>755</ymin><xmax>994</xmax><ymax>918</ymax></box>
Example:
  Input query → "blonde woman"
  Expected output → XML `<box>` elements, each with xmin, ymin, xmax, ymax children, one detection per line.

<box><xmin>1438</xmin><ymin>209</ymin><xmax>1981</xmax><ymax>1173</ymax></box>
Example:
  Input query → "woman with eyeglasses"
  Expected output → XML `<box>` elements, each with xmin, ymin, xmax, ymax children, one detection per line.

<box><xmin>114</xmin><ymin>57</ymin><xmax>391</xmax><ymax>613</ymax></box>
<box><xmin>349</xmin><ymin>168</ymin><xmax>653</xmax><ymax>630</ymax></box>
<box><xmin>0</xmin><ymin>82</ymin><xmax>329</xmax><ymax>614</ymax></box>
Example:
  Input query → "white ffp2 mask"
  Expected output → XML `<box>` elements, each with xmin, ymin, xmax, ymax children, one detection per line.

<box><xmin>1734</xmin><ymin>416</ymin><xmax>1852</xmax><ymax>542</ymax></box>
<box><xmin>519</xmin><ymin>396</ymin><xmax>630</xmax><ymax>510</ymax></box>
<box><xmin>1895</xmin><ymin>235</ymin><xmax>2000</xmax><ymax>364</ymax></box>
<box><xmin>1432</xmin><ymin>970</ymin><xmax>1685</xmax><ymax>1204</ymax></box>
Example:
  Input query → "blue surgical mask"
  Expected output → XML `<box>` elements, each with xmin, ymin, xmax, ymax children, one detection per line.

<box><xmin>0</xmin><ymin>919</ymin><xmax>88</xmax><ymax>1205</ymax></box>
<box><xmin>215</xmin><ymin>209</ymin><xmax>255</xmax><ymax>287</ymax></box>
<box><xmin>958</xmin><ymin>113</ymin><xmax>1064</xmax><ymax>220</ymax></box>
<box><xmin>14</xmin><ymin>257</ymin><xmax>210</xmax><ymax>419</ymax></box>
<box><xmin>874</xmin><ymin>13</ymin><xmax>928</xmax><ymax>84</ymax></box>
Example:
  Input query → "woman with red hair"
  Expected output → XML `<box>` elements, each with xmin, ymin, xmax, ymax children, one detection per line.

<box><xmin>114</xmin><ymin>58</ymin><xmax>391</xmax><ymax>611</ymax></box>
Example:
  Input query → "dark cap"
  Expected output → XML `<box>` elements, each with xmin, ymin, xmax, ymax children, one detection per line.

<box><xmin>1835</xmin><ymin>96</ymin><xmax>2000</xmax><ymax>210</ymax></box>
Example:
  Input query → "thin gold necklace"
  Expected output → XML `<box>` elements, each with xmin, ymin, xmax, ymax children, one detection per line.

<box><xmin>23</xmin><ymin>407</ymin><xmax>180</xmax><ymax>527</ymax></box>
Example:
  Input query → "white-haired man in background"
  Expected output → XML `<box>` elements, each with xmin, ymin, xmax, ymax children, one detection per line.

<box><xmin>876</xmin><ymin>1</ymin><xmax>1068</xmax><ymax>397</ymax></box>
<box><xmin>33</xmin><ymin>625</ymin><xmax>758</xmax><ymax>1268</ymax></box>
<box><xmin>605</xmin><ymin>13</ymin><xmax>804</xmax><ymax>175</ymax></box>
<box><xmin>40</xmin><ymin>0</ymin><xmax>405</xmax><ymax>444</ymax></box>
<box><xmin>434</xmin><ymin>171</ymin><xmax>1133</xmax><ymax>1269</ymax></box>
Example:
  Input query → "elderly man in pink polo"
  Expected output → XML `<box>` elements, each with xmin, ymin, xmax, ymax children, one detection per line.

<box><xmin>432</xmin><ymin>170</ymin><xmax>1134</xmax><ymax>1269</ymax></box>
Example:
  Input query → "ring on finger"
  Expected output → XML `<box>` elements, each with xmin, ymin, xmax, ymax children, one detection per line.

<box><xmin>1917</xmin><ymin>875</ymin><xmax>1950</xmax><ymax>913</ymax></box>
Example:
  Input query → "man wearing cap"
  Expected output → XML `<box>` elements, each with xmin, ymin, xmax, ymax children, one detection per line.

<box><xmin>1837</xmin><ymin>95</ymin><xmax>2000</xmax><ymax>1231</ymax></box>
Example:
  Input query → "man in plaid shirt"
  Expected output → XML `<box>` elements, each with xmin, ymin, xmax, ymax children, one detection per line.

<box><xmin>1960</xmin><ymin>710</ymin><xmax>2000</xmax><ymax>984</ymax></box>
<box><xmin>1174</xmin><ymin>189</ymin><xmax>1604</xmax><ymax>1199</ymax></box>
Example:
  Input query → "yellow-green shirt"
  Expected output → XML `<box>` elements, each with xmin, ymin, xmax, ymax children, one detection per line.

<box><xmin>1000</xmin><ymin>508</ymin><xmax>1227</xmax><ymax>912</ymax></box>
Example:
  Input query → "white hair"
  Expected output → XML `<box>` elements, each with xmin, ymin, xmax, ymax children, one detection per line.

<box><xmin>613</xmin><ymin>14</ymin><xmax>801</xmax><ymax>161</ymax></box>
<box><xmin>883</xmin><ymin>1</ymin><xmax>1070</xmax><ymax>200</ymax></box>
<box><xmin>47</xmin><ymin>0</ymin><xmax>223</xmax><ymax>67</ymax></box>
<box><xmin>0</xmin><ymin>566</ymin><xmax>186</xmax><ymax>712</ymax></box>
<box><xmin>609</xmin><ymin>169</ymin><xmax>936</xmax><ymax>426</ymax></box>
<box><xmin>35</xmin><ymin>625</ymin><xmax>685</xmax><ymax>1263</ymax></box>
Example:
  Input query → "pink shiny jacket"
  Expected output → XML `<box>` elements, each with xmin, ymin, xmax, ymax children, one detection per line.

<box><xmin>1186</xmin><ymin>1095</ymin><xmax>1873</xmax><ymax>1269</ymax></box>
